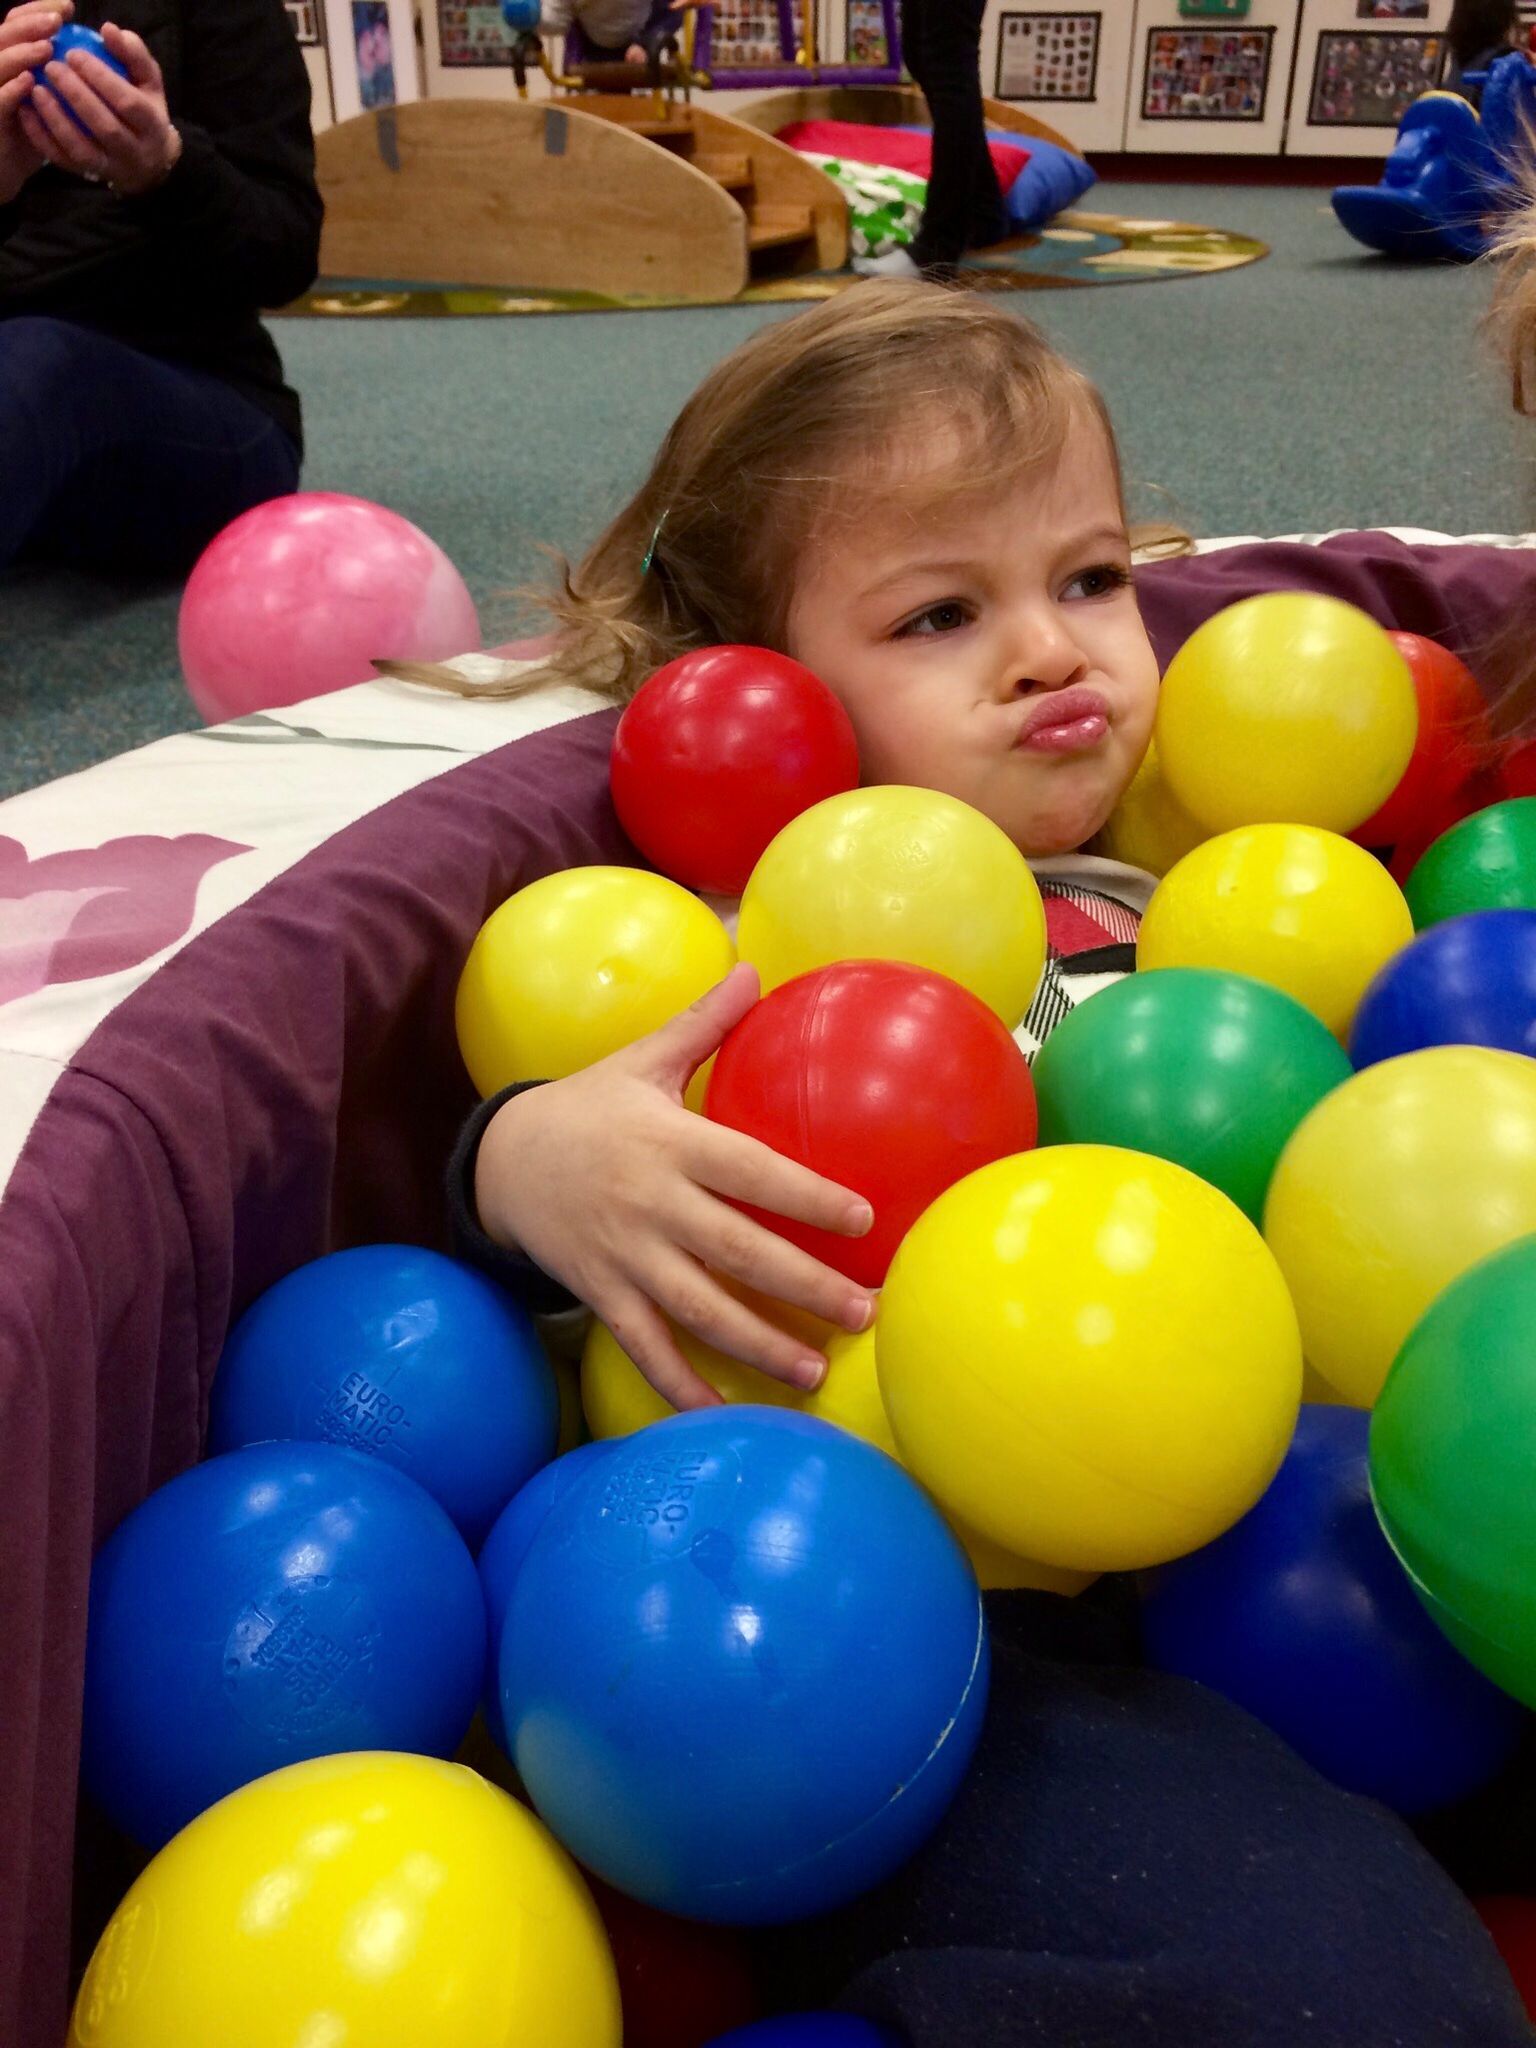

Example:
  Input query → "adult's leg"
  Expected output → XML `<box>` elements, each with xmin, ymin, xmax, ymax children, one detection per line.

<box><xmin>759</xmin><ymin>1587</ymin><xmax>1535</xmax><ymax>2047</ymax></box>
<box><xmin>0</xmin><ymin>318</ymin><xmax>300</xmax><ymax>575</ymax></box>
<box><xmin>904</xmin><ymin>0</ymin><xmax>1007</xmax><ymax>272</ymax></box>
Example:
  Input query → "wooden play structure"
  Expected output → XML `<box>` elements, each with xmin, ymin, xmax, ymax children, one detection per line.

<box><xmin>732</xmin><ymin>83</ymin><xmax>1085</xmax><ymax>159</ymax></box>
<box><xmin>315</xmin><ymin>95</ymin><xmax>847</xmax><ymax>301</ymax></box>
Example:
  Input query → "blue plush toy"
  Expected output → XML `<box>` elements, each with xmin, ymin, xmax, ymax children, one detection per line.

<box><xmin>1332</xmin><ymin>50</ymin><xmax>1536</xmax><ymax>260</ymax></box>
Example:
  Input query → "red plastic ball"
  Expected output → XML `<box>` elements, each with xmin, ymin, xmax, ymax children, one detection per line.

<box><xmin>610</xmin><ymin>646</ymin><xmax>860</xmax><ymax>895</ymax></box>
<box><xmin>704</xmin><ymin>959</ymin><xmax>1038</xmax><ymax>1288</ymax></box>
<box><xmin>1476</xmin><ymin>1897</ymin><xmax>1536</xmax><ymax>2023</ymax></box>
<box><xmin>1352</xmin><ymin>633</ymin><xmax>1489</xmax><ymax>850</ymax></box>
<box><xmin>590</xmin><ymin>1880</ymin><xmax>759</xmax><ymax>2048</ymax></box>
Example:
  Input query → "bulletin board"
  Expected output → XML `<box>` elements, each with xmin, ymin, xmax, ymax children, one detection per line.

<box><xmin>1122</xmin><ymin>0</ymin><xmax>1299</xmax><ymax>154</ymax></box>
<box><xmin>987</xmin><ymin>8</ymin><xmax>1136</xmax><ymax>150</ymax></box>
<box><xmin>1288</xmin><ymin>0</ymin><xmax>1451</xmax><ymax>154</ymax></box>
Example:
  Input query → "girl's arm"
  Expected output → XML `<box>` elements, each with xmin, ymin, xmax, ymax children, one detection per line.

<box><xmin>466</xmin><ymin>965</ymin><xmax>877</xmax><ymax>1412</ymax></box>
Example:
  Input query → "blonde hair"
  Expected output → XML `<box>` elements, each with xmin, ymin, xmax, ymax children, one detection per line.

<box><xmin>1465</xmin><ymin>178</ymin><xmax>1536</xmax><ymax>742</ymax></box>
<box><xmin>383</xmin><ymin>281</ymin><xmax>1181</xmax><ymax>705</ymax></box>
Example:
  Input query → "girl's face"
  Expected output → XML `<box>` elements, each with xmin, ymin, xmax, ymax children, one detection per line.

<box><xmin>784</xmin><ymin>412</ymin><xmax>1161</xmax><ymax>858</ymax></box>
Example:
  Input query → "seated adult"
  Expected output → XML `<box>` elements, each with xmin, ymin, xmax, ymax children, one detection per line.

<box><xmin>0</xmin><ymin>0</ymin><xmax>321</xmax><ymax>574</ymax></box>
<box><xmin>1443</xmin><ymin>0</ymin><xmax>1525</xmax><ymax>105</ymax></box>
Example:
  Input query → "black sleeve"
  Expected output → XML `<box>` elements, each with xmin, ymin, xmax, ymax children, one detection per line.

<box><xmin>123</xmin><ymin>0</ymin><xmax>322</xmax><ymax>309</ymax></box>
<box><xmin>446</xmin><ymin>1082</ymin><xmax>581</xmax><ymax>1317</ymax></box>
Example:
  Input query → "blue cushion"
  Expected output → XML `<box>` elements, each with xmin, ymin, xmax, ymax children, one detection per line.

<box><xmin>893</xmin><ymin>125</ymin><xmax>1097</xmax><ymax>230</ymax></box>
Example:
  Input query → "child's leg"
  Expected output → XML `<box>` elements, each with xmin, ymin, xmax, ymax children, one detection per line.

<box><xmin>756</xmin><ymin>1587</ymin><xmax>1532</xmax><ymax>2047</ymax></box>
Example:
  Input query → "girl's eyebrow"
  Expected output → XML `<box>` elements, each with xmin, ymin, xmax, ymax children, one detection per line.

<box><xmin>860</xmin><ymin>521</ymin><xmax>1131</xmax><ymax>603</ymax></box>
<box><xmin>858</xmin><ymin>557</ymin><xmax>978</xmax><ymax>600</ymax></box>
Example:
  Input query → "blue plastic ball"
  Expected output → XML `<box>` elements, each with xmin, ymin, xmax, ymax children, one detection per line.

<box><xmin>478</xmin><ymin>1439</ymin><xmax>612</xmax><ymax>1751</ymax></box>
<box><xmin>501</xmin><ymin>1406</ymin><xmax>988</xmax><ymax>1924</ymax></box>
<box><xmin>706</xmin><ymin>2020</ymin><xmax>903</xmax><ymax>2047</ymax></box>
<box><xmin>209</xmin><ymin>1244</ymin><xmax>558</xmax><ymax>1548</ymax></box>
<box><xmin>1350</xmin><ymin>909</ymin><xmax>1536</xmax><ymax>1068</ymax></box>
<box><xmin>82</xmin><ymin>1441</ymin><xmax>485</xmax><ymax>1848</ymax></box>
<box><xmin>1140</xmin><ymin>1406</ymin><xmax>1524</xmax><ymax>1814</ymax></box>
<box><xmin>500</xmin><ymin>0</ymin><xmax>542</xmax><ymax>30</ymax></box>
<box><xmin>34</xmin><ymin>23</ymin><xmax>129</xmax><ymax>130</ymax></box>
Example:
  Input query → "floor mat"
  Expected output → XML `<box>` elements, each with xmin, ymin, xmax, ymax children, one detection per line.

<box><xmin>276</xmin><ymin>210</ymin><xmax>1268</xmax><ymax>318</ymax></box>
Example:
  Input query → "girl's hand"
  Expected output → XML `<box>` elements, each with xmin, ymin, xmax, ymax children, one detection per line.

<box><xmin>0</xmin><ymin>1</ymin><xmax>68</xmax><ymax>204</ymax></box>
<box><xmin>475</xmin><ymin>963</ymin><xmax>877</xmax><ymax>1411</ymax></box>
<box><xmin>19</xmin><ymin>19</ymin><xmax>180</xmax><ymax>196</ymax></box>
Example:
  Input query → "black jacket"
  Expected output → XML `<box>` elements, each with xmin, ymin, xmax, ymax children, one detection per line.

<box><xmin>0</xmin><ymin>0</ymin><xmax>322</xmax><ymax>449</ymax></box>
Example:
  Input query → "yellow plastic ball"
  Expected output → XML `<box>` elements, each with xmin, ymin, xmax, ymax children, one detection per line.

<box><xmin>1155</xmin><ymin>593</ymin><xmax>1417</xmax><ymax>835</ymax></box>
<box><xmin>1264</xmin><ymin>1045</ymin><xmax>1536</xmax><ymax>1408</ymax></box>
<box><xmin>582</xmin><ymin>1315</ymin><xmax>1091</xmax><ymax>1593</ymax></box>
<box><xmin>878</xmin><ymin>1147</ymin><xmax>1302</xmax><ymax>1573</ymax></box>
<box><xmin>1136</xmin><ymin>824</ymin><xmax>1414</xmax><ymax>1039</ymax></box>
<box><xmin>69</xmin><ymin>1751</ymin><xmax>620</xmax><ymax>2048</ymax></box>
<box><xmin>737</xmin><ymin>786</ymin><xmax>1047</xmax><ymax>1028</ymax></box>
<box><xmin>1097</xmin><ymin>740</ymin><xmax>1208</xmax><ymax>878</ymax></box>
<box><xmin>455</xmin><ymin>865</ymin><xmax>735</xmax><ymax>1094</ymax></box>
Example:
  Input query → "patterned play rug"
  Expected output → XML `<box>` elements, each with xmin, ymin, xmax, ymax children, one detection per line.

<box><xmin>276</xmin><ymin>210</ymin><xmax>1267</xmax><ymax>319</ymax></box>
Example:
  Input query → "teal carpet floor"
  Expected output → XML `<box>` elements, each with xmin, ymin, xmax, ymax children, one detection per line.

<box><xmin>3</xmin><ymin>182</ymin><xmax>1532</xmax><ymax>801</ymax></box>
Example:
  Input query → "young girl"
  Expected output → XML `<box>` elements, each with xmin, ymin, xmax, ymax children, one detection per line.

<box><xmin>434</xmin><ymin>281</ymin><xmax>1165</xmax><ymax>1410</ymax></box>
<box><xmin>424</xmin><ymin>283</ymin><xmax>1529</xmax><ymax>2044</ymax></box>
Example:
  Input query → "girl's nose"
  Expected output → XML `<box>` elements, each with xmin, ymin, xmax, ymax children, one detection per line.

<box><xmin>1007</xmin><ymin>611</ymin><xmax>1089</xmax><ymax>695</ymax></box>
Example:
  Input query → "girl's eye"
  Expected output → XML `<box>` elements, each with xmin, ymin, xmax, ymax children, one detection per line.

<box><xmin>1066</xmin><ymin>563</ymin><xmax>1132</xmax><ymax>601</ymax></box>
<box><xmin>896</xmin><ymin>600</ymin><xmax>973</xmax><ymax>638</ymax></box>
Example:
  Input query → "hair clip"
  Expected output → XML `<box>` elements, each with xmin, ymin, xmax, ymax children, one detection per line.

<box><xmin>641</xmin><ymin>510</ymin><xmax>669</xmax><ymax>577</ymax></box>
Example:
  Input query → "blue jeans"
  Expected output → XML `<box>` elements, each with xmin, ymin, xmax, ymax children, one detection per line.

<box><xmin>0</xmin><ymin>317</ymin><xmax>300</xmax><ymax>573</ymax></box>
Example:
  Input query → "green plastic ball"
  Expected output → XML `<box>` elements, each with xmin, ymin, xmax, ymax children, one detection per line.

<box><xmin>1404</xmin><ymin>798</ymin><xmax>1536</xmax><ymax>930</ymax></box>
<box><xmin>1032</xmin><ymin>968</ymin><xmax>1352</xmax><ymax>1225</ymax></box>
<box><xmin>1371</xmin><ymin>1235</ymin><xmax>1536</xmax><ymax>1708</ymax></box>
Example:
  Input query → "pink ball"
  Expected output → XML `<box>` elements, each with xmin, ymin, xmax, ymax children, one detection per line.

<box><xmin>178</xmin><ymin>493</ymin><xmax>481</xmax><ymax>721</ymax></box>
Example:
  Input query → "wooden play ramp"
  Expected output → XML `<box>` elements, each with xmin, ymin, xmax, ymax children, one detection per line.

<box><xmin>315</xmin><ymin>98</ymin><xmax>847</xmax><ymax>302</ymax></box>
<box><xmin>732</xmin><ymin>82</ymin><xmax>1084</xmax><ymax>156</ymax></box>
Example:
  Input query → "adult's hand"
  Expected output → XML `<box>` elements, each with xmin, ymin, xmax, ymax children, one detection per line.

<box><xmin>0</xmin><ymin>0</ymin><xmax>69</xmax><ymax>205</ymax></box>
<box><xmin>19</xmin><ymin>17</ymin><xmax>181</xmax><ymax>196</ymax></box>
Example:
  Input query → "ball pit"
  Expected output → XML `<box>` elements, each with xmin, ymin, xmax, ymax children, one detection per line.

<box><xmin>580</xmin><ymin>1315</ymin><xmax>1096</xmax><ymax>1595</ymax></box>
<box><xmin>208</xmin><ymin>1243</ymin><xmax>559</xmax><ymax>1547</ymax></box>
<box><xmin>704</xmin><ymin>958</ymin><xmax>1037</xmax><ymax>1286</ymax></box>
<box><xmin>1264</xmin><ymin>1045</ymin><xmax>1536</xmax><ymax>1407</ymax></box>
<box><xmin>1141</xmin><ymin>1405</ymin><xmax>1523</xmax><ymax>1813</ymax></box>
<box><xmin>1137</xmin><ymin>824</ymin><xmax>1415</xmax><ymax>1038</ymax></box>
<box><xmin>591</xmin><ymin>1879</ymin><xmax>761</xmax><ymax>2048</ymax></box>
<box><xmin>478</xmin><ymin>1441</ymin><xmax>614</xmax><ymax>1751</ymax></box>
<box><xmin>1155</xmin><ymin>593</ymin><xmax>1417</xmax><ymax>836</ymax></box>
<box><xmin>70</xmin><ymin>1752</ymin><xmax>621</xmax><ymax>2048</ymax></box>
<box><xmin>1404</xmin><ymin>797</ymin><xmax>1536</xmax><ymax>928</ymax></box>
<box><xmin>1352</xmin><ymin>632</ymin><xmax>1489</xmax><ymax>850</ymax></box>
<box><xmin>610</xmin><ymin>646</ymin><xmax>859</xmax><ymax>894</ymax></box>
<box><xmin>1096</xmin><ymin>738</ymin><xmax>1208</xmax><ymax>877</ymax></box>
<box><xmin>81</xmin><ymin>1442</ymin><xmax>485</xmax><ymax>1848</ymax></box>
<box><xmin>736</xmin><ymin>785</ymin><xmax>1046</xmax><ymax>1027</ymax></box>
<box><xmin>1033</xmin><ymin>968</ymin><xmax>1351</xmax><ymax>1225</ymax></box>
<box><xmin>456</xmin><ymin>865</ymin><xmax>735</xmax><ymax>1093</ymax></box>
<box><xmin>1349</xmin><ymin>910</ymin><xmax>1536</xmax><ymax>1067</ymax></box>
<box><xmin>499</xmin><ymin>1406</ymin><xmax>989</xmax><ymax>1922</ymax></box>
<box><xmin>1372</xmin><ymin>1234</ymin><xmax>1536</xmax><ymax>1709</ymax></box>
<box><xmin>878</xmin><ymin>1147</ymin><xmax>1303</xmax><ymax>1572</ymax></box>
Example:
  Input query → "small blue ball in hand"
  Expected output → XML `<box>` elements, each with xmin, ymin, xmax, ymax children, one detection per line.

<box><xmin>500</xmin><ymin>0</ymin><xmax>541</xmax><ymax>32</ymax></box>
<box><xmin>34</xmin><ymin>23</ymin><xmax>129</xmax><ymax>136</ymax></box>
